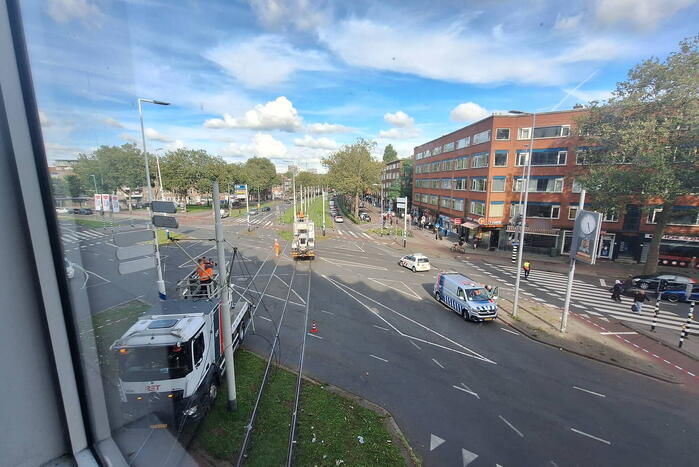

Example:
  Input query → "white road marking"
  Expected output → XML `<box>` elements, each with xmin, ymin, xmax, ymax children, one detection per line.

<box><xmin>409</xmin><ymin>340</ymin><xmax>421</xmax><ymax>350</ymax></box>
<box><xmin>432</xmin><ymin>358</ymin><xmax>445</xmax><ymax>369</ymax></box>
<box><xmin>353</xmin><ymin>241</ymin><xmax>365</xmax><ymax>253</ymax></box>
<box><xmin>362</xmin><ymin>232</ymin><xmax>372</xmax><ymax>239</ymax></box>
<box><xmin>573</xmin><ymin>386</ymin><xmax>606</xmax><ymax>398</ymax></box>
<box><xmin>348</xmin><ymin>230</ymin><xmax>358</xmax><ymax>238</ymax></box>
<box><xmin>499</xmin><ymin>415</ymin><xmax>524</xmax><ymax>437</ymax></box>
<box><xmin>319</xmin><ymin>309</ymin><xmax>334</xmax><ymax>315</ymax></box>
<box><xmin>430</xmin><ymin>434</ymin><xmax>445</xmax><ymax>451</ymax></box>
<box><xmin>499</xmin><ymin>327</ymin><xmax>520</xmax><ymax>335</ymax></box>
<box><xmin>319</xmin><ymin>257</ymin><xmax>387</xmax><ymax>270</ymax></box>
<box><xmin>307</xmin><ymin>333</ymin><xmax>323</xmax><ymax>340</ymax></box>
<box><xmin>453</xmin><ymin>384</ymin><xmax>480</xmax><ymax>399</ymax></box>
<box><xmin>599</xmin><ymin>331</ymin><xmax>637</xmax><ymax>335</ymax></box>
<box><xmin>367</xmin><ymin>277</ymin><xmax>422</xmax><ymax>300</ymax></box>
<box><xmin>462</xmin><ymin>448</ymin><xmax>479</xmax><ymax>466</ymax></box>
<box><xmin>257</xmin><ymin>316</ymin><xmax>272</xmax><ymax>322</ymax></box>
<box><xmin>570</xmin><ymin>428</ymin><xmax>611</xmax><ymax>445</ymax></box>
<box><xmin>373</xmin><ymin>325</ymin><xmax>390</xmax><ymax>332</ymax></box>
<box><xmin>599</xmin><ymin>278</ymin><xmax>607</xmax><ymax>287</ymax></box>
<box><xmin>369</xmin><ymin>354</ymin><xmax>388</xmax><ymax>363</ymax></box>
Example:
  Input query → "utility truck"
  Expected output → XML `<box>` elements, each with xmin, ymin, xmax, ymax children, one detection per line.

<box><xmin>111</xmin><ymin>296</ymin><xmax>250</xmax><ymax>424</ymax></box>
<box><xmin>291</xmin><ymin>212</ymin><xmax>315</xmax><ymax>259</ymax></box>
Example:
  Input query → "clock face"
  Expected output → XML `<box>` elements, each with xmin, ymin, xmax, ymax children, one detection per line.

<box><xmin>580</xmin><ymin>213</ymin><xmax>596</xmax><ymax>234</ymax></box>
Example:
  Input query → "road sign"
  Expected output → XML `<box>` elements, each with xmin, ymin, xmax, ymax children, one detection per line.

<box><xmin>152</xmin><ymin>215</ymin><xmax>179</xmax><ymax>229</ymax></box>
<box><xmin>111</xmin><ymin>195</ymin><xmax>120</xmax><ymax>213</ymax></box>
<box><xmin>118</xmin><ymin>256</ymin><xmax>156</xmax><ymax>275</ymax></box>
<box><xmin>235</xmin><ymin>184</ymin><xmax>248</xmax><ymax>199</ymax></box>
<box><xmin>94</xmin><ymin>194</ymin><xmax>101</xmax><ymax>211</ymax></box>
<box><xmin>116</xmin><ymin>244</ymin><xmax>154</xmax><ymax>261</ymax></box>
<box><xmin>151</xmin><ymin>200</ymin><xmax>177</xmax><ymax>214</ymax></box>
<box><xmin>396</xmin><ymin>196</ymin><xmax>407</xmax><ymax>209</ymax></box>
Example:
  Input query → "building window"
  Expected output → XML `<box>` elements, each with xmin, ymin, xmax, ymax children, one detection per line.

<box><xmin>491</xmin><ymin>176</ymin><xmax>506</xmax><ymax>192</ymax></box>
<box><xmin>571</xmin><ymin>178</ymin><xmax>583</xmax><ymax>193</ymax></box>
<box><xmin>473</xmin><ymin>129</ymin><xmax>491</xmax><ymax>145</ymax></box>
<box><xmin>433</xmin><ymin>146</ymin><xmax>442</xmax><ymax>155</ymax></box>
<box><xmin>441</xmin><ymin>178</ymin><xmax>452</xmax><ymax>189</ymax></box>
<box><xmin>647</xmin><ymin>206</ymin><xmax>699</xmax><ymax>225</ymax></box>
<box><xmin>471</xmin><ymin>177</ymin><xmax>487</xmax><ymax>192</ymax></box>
<box><xmin>454</xmin><ymin>198</ymin><xmax>465</xmax><ymax>211</ymax></box>
<box><xmin>490</xmin><ymin>202</ymin><xmax>504</xmax><ymax>217</ymax></box>
<box><xmin>604</xmin><ymin>210</ymin><xmax>619</xmax><ymax>222</ymax></box>
<box><xmin>457</xmin><ymin>137</ymin><xmax>471</xmax><ymax>149</ymax></box>
<box><xmin>516</xmin><ymin>149</ymin><xmax>567</xmax><ymax>166</ymax></box>
<box><xmin>513</xmin><ymin>176</ymin><xmax>564</xmax><ymax>193</ymax></box>
<box><xmin>568</xmin><ymin>207</ymin><xmax>579</xmax><ymax>220</ymax></box>
<box><xmin>440</xmin><ymin>197</ymin><xmax>452</xmax><ymax>208</ymax></box>
<box><xmin>455</xmin><ymin>178</ymin><xmax>467</xmax><ymax>190</ymax></box>
<box><xmin>471</xmin><ymin>152</ymin><xmax>488</xmax><ymax>168</ymax></box>
<box><xmin>518</xmin><ymin>125</ymin><xmax>571</xmax><ymax>140</ymax></box>
<box><xmin>443</xmin><ymin>142</ymin><xmax>455</xmax><ymax>152</ymax></box>
<box><xmin>512</xmin><ymin>202</ymin><xmax>560</xmax><ymax>219</ymax></box>
<box><xmin>456</xmin><ymin>156</ymin><xmax>469</xmax><ymax>169</ymax></box>
<box><xmin>470</xmin><ymin>201</ymin><xmax>486</xmax><ymax>216</ymax></box>
<box><xmin>494</xmin><ymin>150</ymin><xmax>508</xmax><ymax>167</ymax></box>
<box><xmin>495</xmin><ymin>128</ymin><xmax>510</xmax><ymax>140</ymax></box>
<box><xmin>518</xmin><ymin>127</ymin><xmax>531</xmax><ymax>140</ymax></box>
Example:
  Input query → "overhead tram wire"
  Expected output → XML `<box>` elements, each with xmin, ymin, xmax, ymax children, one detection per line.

<box><xmin>235</xmin><ymin>259</ymin><xmax>300</xmax><ymax>467</ymax></box>
<box><xmin>287</xmin><ymin>258</ymin><xmax>313</xmax><ymax>466</ymax></box>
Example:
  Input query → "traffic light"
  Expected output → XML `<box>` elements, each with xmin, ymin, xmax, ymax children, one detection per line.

<box><xmin>658</xmin><ymin>279</ymin><xmax>668</xmax><ymax>292</ymax></box>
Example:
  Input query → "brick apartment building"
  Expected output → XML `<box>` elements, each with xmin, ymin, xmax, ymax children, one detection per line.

<box><xmin>411</xmin><ymin>109</ymin><xmax>699</xmax><ymax>267</ymax></box>
<box><xmin>381</xmin><ymin>158</ymin><xmax>406</xmax><ymax>209</ymax></box>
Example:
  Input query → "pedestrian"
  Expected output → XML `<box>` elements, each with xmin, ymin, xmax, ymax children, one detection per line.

<box><xmin>484</xmin><ymin>284</ymin><xmax>496</xmax><ymax>300</ymax></box>
<box><xmin>523</xmin><ymin>261</ymin><xmax>531</xmax><ymax>279</ymax></box>
<box><xmin>420</xmin><ymin>216</ymin><xmax>426</xmax><ymax>229</ymax></box>
<box><xmin>274</xmin><ymin>238</ymin><xmax>280</xmax><ymax>257</ymax></box>
<box><xmin>472</xmin><ymin>237</ymin><xmax>479</xmax><ymax>250</ymax></box>
<box><xmin>196</xmin><ymin>257</ymin><xmax>214</xmax><ymax>297</ymax></box>
<box><xmin>610</xmin><ymin>280</ymin><xmax>623</xmax><ymax>302</ymax></box>
<box><xmin>632</xmin><ymin>290</ymin><xmax>649</xmax><ymax>314</ymax></box>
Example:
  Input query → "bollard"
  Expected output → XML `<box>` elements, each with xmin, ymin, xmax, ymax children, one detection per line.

<box><xmin>679</xmin><ymin>300</ymin><xmax>695</xmax><ymax>348</ymax></box>
<box><xmin>511</xmin><ymin>244</ymin><xmax>518</xmax><ymax>264</ymax></box>
<box><xmin>650</xmin><ymin>294</ymin><xmax>661</xmax><ymax>332</ymax></box>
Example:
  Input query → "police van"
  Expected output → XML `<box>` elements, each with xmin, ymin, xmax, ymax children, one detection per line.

<box><xmin>433</xmin><ymin>272</ymin><xmax>498</xmax><ymax>322</ymax></box>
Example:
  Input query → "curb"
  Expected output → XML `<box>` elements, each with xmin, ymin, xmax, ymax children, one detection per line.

<box><xmin>247</xmin><ymin>350</ymin><xmax>421</xmax><ymax>467</ymax></box>
<box><xmin>497</xmin><ymin>299</ymin><xmax>680</xmax><ymax>384</ymax></box>
<box><xmin>621</xmin><ymin>321</ymin><xmax>699</xmax><ymax>363</ymax></box>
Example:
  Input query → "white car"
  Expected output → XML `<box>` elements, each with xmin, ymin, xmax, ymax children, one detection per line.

<box><xmin>65</xmin><ymin>259</ymin><xmax>75</xmax><ymax>279</ymax></box>
<box><xmin>398</xmin><ymin>253</ymin><xmax>431</xmax><ymax>272</ymax></box>
<box><xmin>55</xmin><ymin>207</ymin><xmax>69</xmax><ymax>214</ymax></box>
<box><xmin>334</xmin><ymin>215</ymin><xmax>344</xmax><ymax>223</ymax></box>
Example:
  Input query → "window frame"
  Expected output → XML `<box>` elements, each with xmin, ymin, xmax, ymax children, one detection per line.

<box><xmin>495</xmin><ymin>128</ymin><xmax>510</xmax><ymax>140</ymax></box>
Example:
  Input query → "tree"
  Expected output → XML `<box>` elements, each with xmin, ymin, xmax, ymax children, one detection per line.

<box><xmin>323</xmin><ymin>139</ymin><xmax>382</xmax><ymax>219</ymax></box>
<box><xmin>576</xmin><ymin>36</ymin><xmax>699</xmax><ymax>273</ymax></box>
<box><xmin>243</xmin><ymin>157</ymin><xmax>277</xmax><ymax>204</ymax></box>
<box><xmin>383</xmin><ymin>144</ymin><xmax>398</xmax><ymax>163</ymax></box>
<box><xmin>64</xmin><ymin>174</ymin><xmax>85</xmax><ymax>198</ymax></box>
<box><xmin>296</xmin><ymin>171</ymin><xmax>319</xmax><ymax>189</ymax></box>
<box><xmin>386</xmin><ymin>180</ymin><xmax>401</xmax><ymax>200</ymax></box>
<box><xmin>400</xmin><ymin>159</ymin><xmax>413</xmax><ymax>201</ymax></box>
<box><xmin>51</xmin><ymin>177</ymin><xmax>69</xmax><ymax>198</ymax></box>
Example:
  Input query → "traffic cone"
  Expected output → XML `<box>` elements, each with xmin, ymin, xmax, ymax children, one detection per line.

<box><xmin>310</xmin><ymin>321</ymin><xmax>318</xmax><ymax>333</ymax></box>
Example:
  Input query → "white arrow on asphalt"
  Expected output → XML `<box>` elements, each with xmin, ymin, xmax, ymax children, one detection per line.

<box><xmin>462</xmin><ymin>448</ymin><xmax>479</xmax><ymax>466</ymax></box>
<box><xmin>429</xmin><ymin>434</ymin><xmax>445</xmax><ymax>451</ymax></box>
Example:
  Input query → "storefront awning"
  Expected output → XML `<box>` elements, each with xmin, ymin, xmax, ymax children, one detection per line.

<box><xmin>460</xmin><ymin>220</ymin><xmax>480</xmax><ymax>229</ymax></box>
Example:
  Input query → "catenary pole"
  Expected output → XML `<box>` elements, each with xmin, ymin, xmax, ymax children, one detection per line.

<box><xmin>213</xmin><ymin>181</ymin><xmax>237</xmax><ymax>410</ymax></box>
<box><xmin>561</xmin><ymin>189</ymin><xmax>586</xmax><ymax>332</ymax></box>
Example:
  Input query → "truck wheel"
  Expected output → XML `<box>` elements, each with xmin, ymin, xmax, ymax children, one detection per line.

<box><xmin>412</xmin><ymin>266</ymin><xmax>416</xmax><ymax>273</ymax></box>
<box><xmin>434</xmin><ymin>291</ymin><xmax>441</xmax><ymax>303</ymax></box>
<box><xmin>461</xmin><ymin>309</ymin><xmax>469</xmax><ymax>321</ymax></box>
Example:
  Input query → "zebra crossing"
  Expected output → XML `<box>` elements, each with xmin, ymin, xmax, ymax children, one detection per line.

<box><xmin>335</xmin><ymin>229</ymin><xmax>372</xmax><ymax>240</ymax></box>
<box><xmin>60</xmin><ymin>228</ymin><xmax>110</xmax><ymax>244</ymax></box>
<box><xmin>232</xmin><ymin>217</ymin><xmax>274</xmax><ymax>227</ymax></box>
<box><xmin>465</xmin><ymin>260</ymin><xmax>699</xmax><ymax>336</ymax></box>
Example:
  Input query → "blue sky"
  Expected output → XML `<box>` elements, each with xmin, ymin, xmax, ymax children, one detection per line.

<box><xmin>23</xmin><ymin>0</ymin><xmax>699</xmax><ymax>172</ymax></box>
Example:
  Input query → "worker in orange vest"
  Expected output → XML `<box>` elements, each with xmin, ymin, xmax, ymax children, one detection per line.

<box><xmin>196</xmin><ymin>257</ymin><xmax>214</xmax><ymax>296</ymax></box>
<box><xmin>274</xmin><ymin>238</ymin><xmax>280</xmax><ymax>257</ymax></box>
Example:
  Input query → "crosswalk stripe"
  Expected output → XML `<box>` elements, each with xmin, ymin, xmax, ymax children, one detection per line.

<box><xmin>362</xmin><ymin>232</ymin><xmax>371</xmax><ymax>239</ymax></box>
<box><xmin>348</xmin><ymin>231</ymin><xmax>358</xmax><ymax>238</ymax></box>
<box><xmin>83</xmin><ymin>230</ymin><xmax>103</xmax><ymax>238</ymax></box>
<box><xmin>337</xmin><ymin>230</ymin><xmax>344</xmax><ymax>235</ymax></box>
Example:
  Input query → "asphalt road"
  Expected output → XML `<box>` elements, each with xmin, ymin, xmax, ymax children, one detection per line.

<box><xmin>57</xmin><ymin>208</ymin><xmax>699</xmax><ymax>466</ymax></box>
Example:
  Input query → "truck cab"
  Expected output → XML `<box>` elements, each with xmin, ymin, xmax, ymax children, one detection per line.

<box><xmin>433</xmin><ymin>272</ymin><xmax>498</xmax><ymax>322</ymax></box>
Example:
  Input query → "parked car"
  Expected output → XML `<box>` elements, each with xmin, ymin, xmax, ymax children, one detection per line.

<box><xmin>398</xmin><ymin>253</ymin><xmax>431</xmax><ymax>272</ymax></box>
<box><xmin>72</xmin><ymin>208</ymin><xmax>81</xmax><ymax>214</ymax></box>
<box><xmin>55</xmin><ymin>207</ymin><xmax>69</xmax><ymax>214</ymax></box>
<box><xmin>219</xmin><ymin>209</ymin><xmax>229</xmax><ymax>218</ymax></box>
<box><xmin>623</xmin><ymin>273</ymin><xmax>696</xmax><ymax>293</ymax></box>
<box><xmin>334</xmin><ymin>215</ymin><xmax>344</xmax><ymax>223</ymax></box>
<box><xmin>660</xmin><ymin>285</ymin><xmax>699</xmax><ymax>303</ymax></box>
<box><xmin>78</xmin><ymin>208</ymin><xmax>93</xmax><ymax>215</ymax></box>
<box><xmin>65</xmin><ymin>259</ymin><xmax>75</xmax><ymax>279</ymax></box>
<box><xmin>262</xmin><ymin>206</ymin><xmax>271</xmax><ymax>212</ymax></box>
<box><xmin>248</xmin><ymin>209</ymin><xmax>259</xmax><ymax>216</ymax></box>
<box><xmin>360</xmin><ymin>212</ymin><xmax>371</xmax><ymax>222</ymax></box>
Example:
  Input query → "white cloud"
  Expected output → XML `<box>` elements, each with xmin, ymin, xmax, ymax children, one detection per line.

<box><xmin>293</xmin><ymin>135</ymin><xmax>338</xmax><ymax>150</ymax></box>
<box><xmin>450</xmin><ymin>102</ymin><xmax>490</xmax><ymax>123</ymax></box>
<box><xmin>204</xmin><ymin>96</ymin><xmax>303</xmax><ymax>132</ymax></box>
<box><xmin>47</xmin><ymin>0</ymin><xmax>104</xmax><ymax>26</ymax></box>
<box><xmin>378</xmin><ymin>127</ymin><xmax>422</xmax><ymax>140</ymax></box>
<box><xmin>562</xmin><ymin>88</ymin><xmax>613</xmax><ymax>103</ymax></box>
<box><xmin>595</xmin><ymin>0</ymin><xmax>694</xmax><ymax>30</ymax></box>
<box><xmin>225</xmin><ymin>133</ymin><xmax>288</xmax><ymax>158</ymax></box>
<box><xmin>165</xmin><ymin>140</ymin><xmax>186</xmax><ymax>151</ymax></box>
<box><xmin>205</xmin><ymin>35</ymin><xmax>332</xmax><ymax>89</ymax></box>
<box><xmin>557</xmin><ymin>38</ymin><xmax>627</xmax><ymax>63</ymax></box>
<box><xmin>39</xmin><ymin>110</ymin><xmax>52</xmax><ymax>127</ymax></box>
<box><xmin>144</xmin><ymin>128</ymin><xmax>172</xmax><ymax>142</ymax></box>
<box><xmin>306</xmin><ymin>122</ymin><xmax>352</xmax><ymax>134</ymax></box>
<box><xmin>119</xmin><ymin>133</ymin><xmax>138</xmax><ymax>144</ymax></box>
<box><xmin>248</xmin><ymin>0</ymin><xmax>331</xmax><ymax>32</ymax></box>
<box><xmin>554</xmin><ymin>14</ymin><xmax>583</xmax><ymax>31</ymax></box>
<box><xmin>384</xmin><ymin>110</ymin><xmax>414</xmax><ymax>128</ymax></box>
<box><xmin>102</xmin><ymin>117</ymin><xmax>124</xmax><ymax>128</ymax></box>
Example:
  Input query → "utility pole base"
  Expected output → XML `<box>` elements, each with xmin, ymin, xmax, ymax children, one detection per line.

<box><xmin>227</xmin><ymin>399</ymin><xmax>238</xmax><ymax>412</ymax></box>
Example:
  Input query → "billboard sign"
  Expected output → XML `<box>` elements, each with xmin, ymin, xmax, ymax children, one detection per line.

<box><xmin>101</xmin><ymin>194</ymin><xmax>110</xmax><ymax>211</ymax></box>
<box><xmin>235</xmin><ymin>184</ymin><xmax>248</xmax><ymax>200</ymax></box>
<box><xmin>94</xmin><ymin>194</ymin><xmax>101</xmax><ymax>211</ymax></box>
<box><xmin>570</xmin><ymin>210</ymin><xmax>603</xmax><ymax>265</ymax></box>
<box><xmin>111</xmin><ymin>195</ymin><xmax>120</xmax><ymax>213</ymax></box>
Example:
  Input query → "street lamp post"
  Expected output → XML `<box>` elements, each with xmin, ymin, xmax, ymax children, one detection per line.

<box><xmin>509</xmin><ymin>110</ymin><xmax>536</xmax><ymax>318</ymax></box>
<box><xmin>155</xmin><ymin>147</ymin><xmax>166</xmax><ymax>200</ymax></box>
<box><xmin>138</xmin><ymin>98</ymin><xmax>170</xmax><ymax>300</ymax></box>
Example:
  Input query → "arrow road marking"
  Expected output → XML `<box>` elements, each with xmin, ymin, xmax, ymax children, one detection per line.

<box><xmin>453</xmin><ymin>383</ymin><xmax>480</xmax><ymax>399</ymax></box>
<box><xmin>429</xmin><ymin>434</ymin><xmax>445</xmax><ymax>451</ymax></box>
